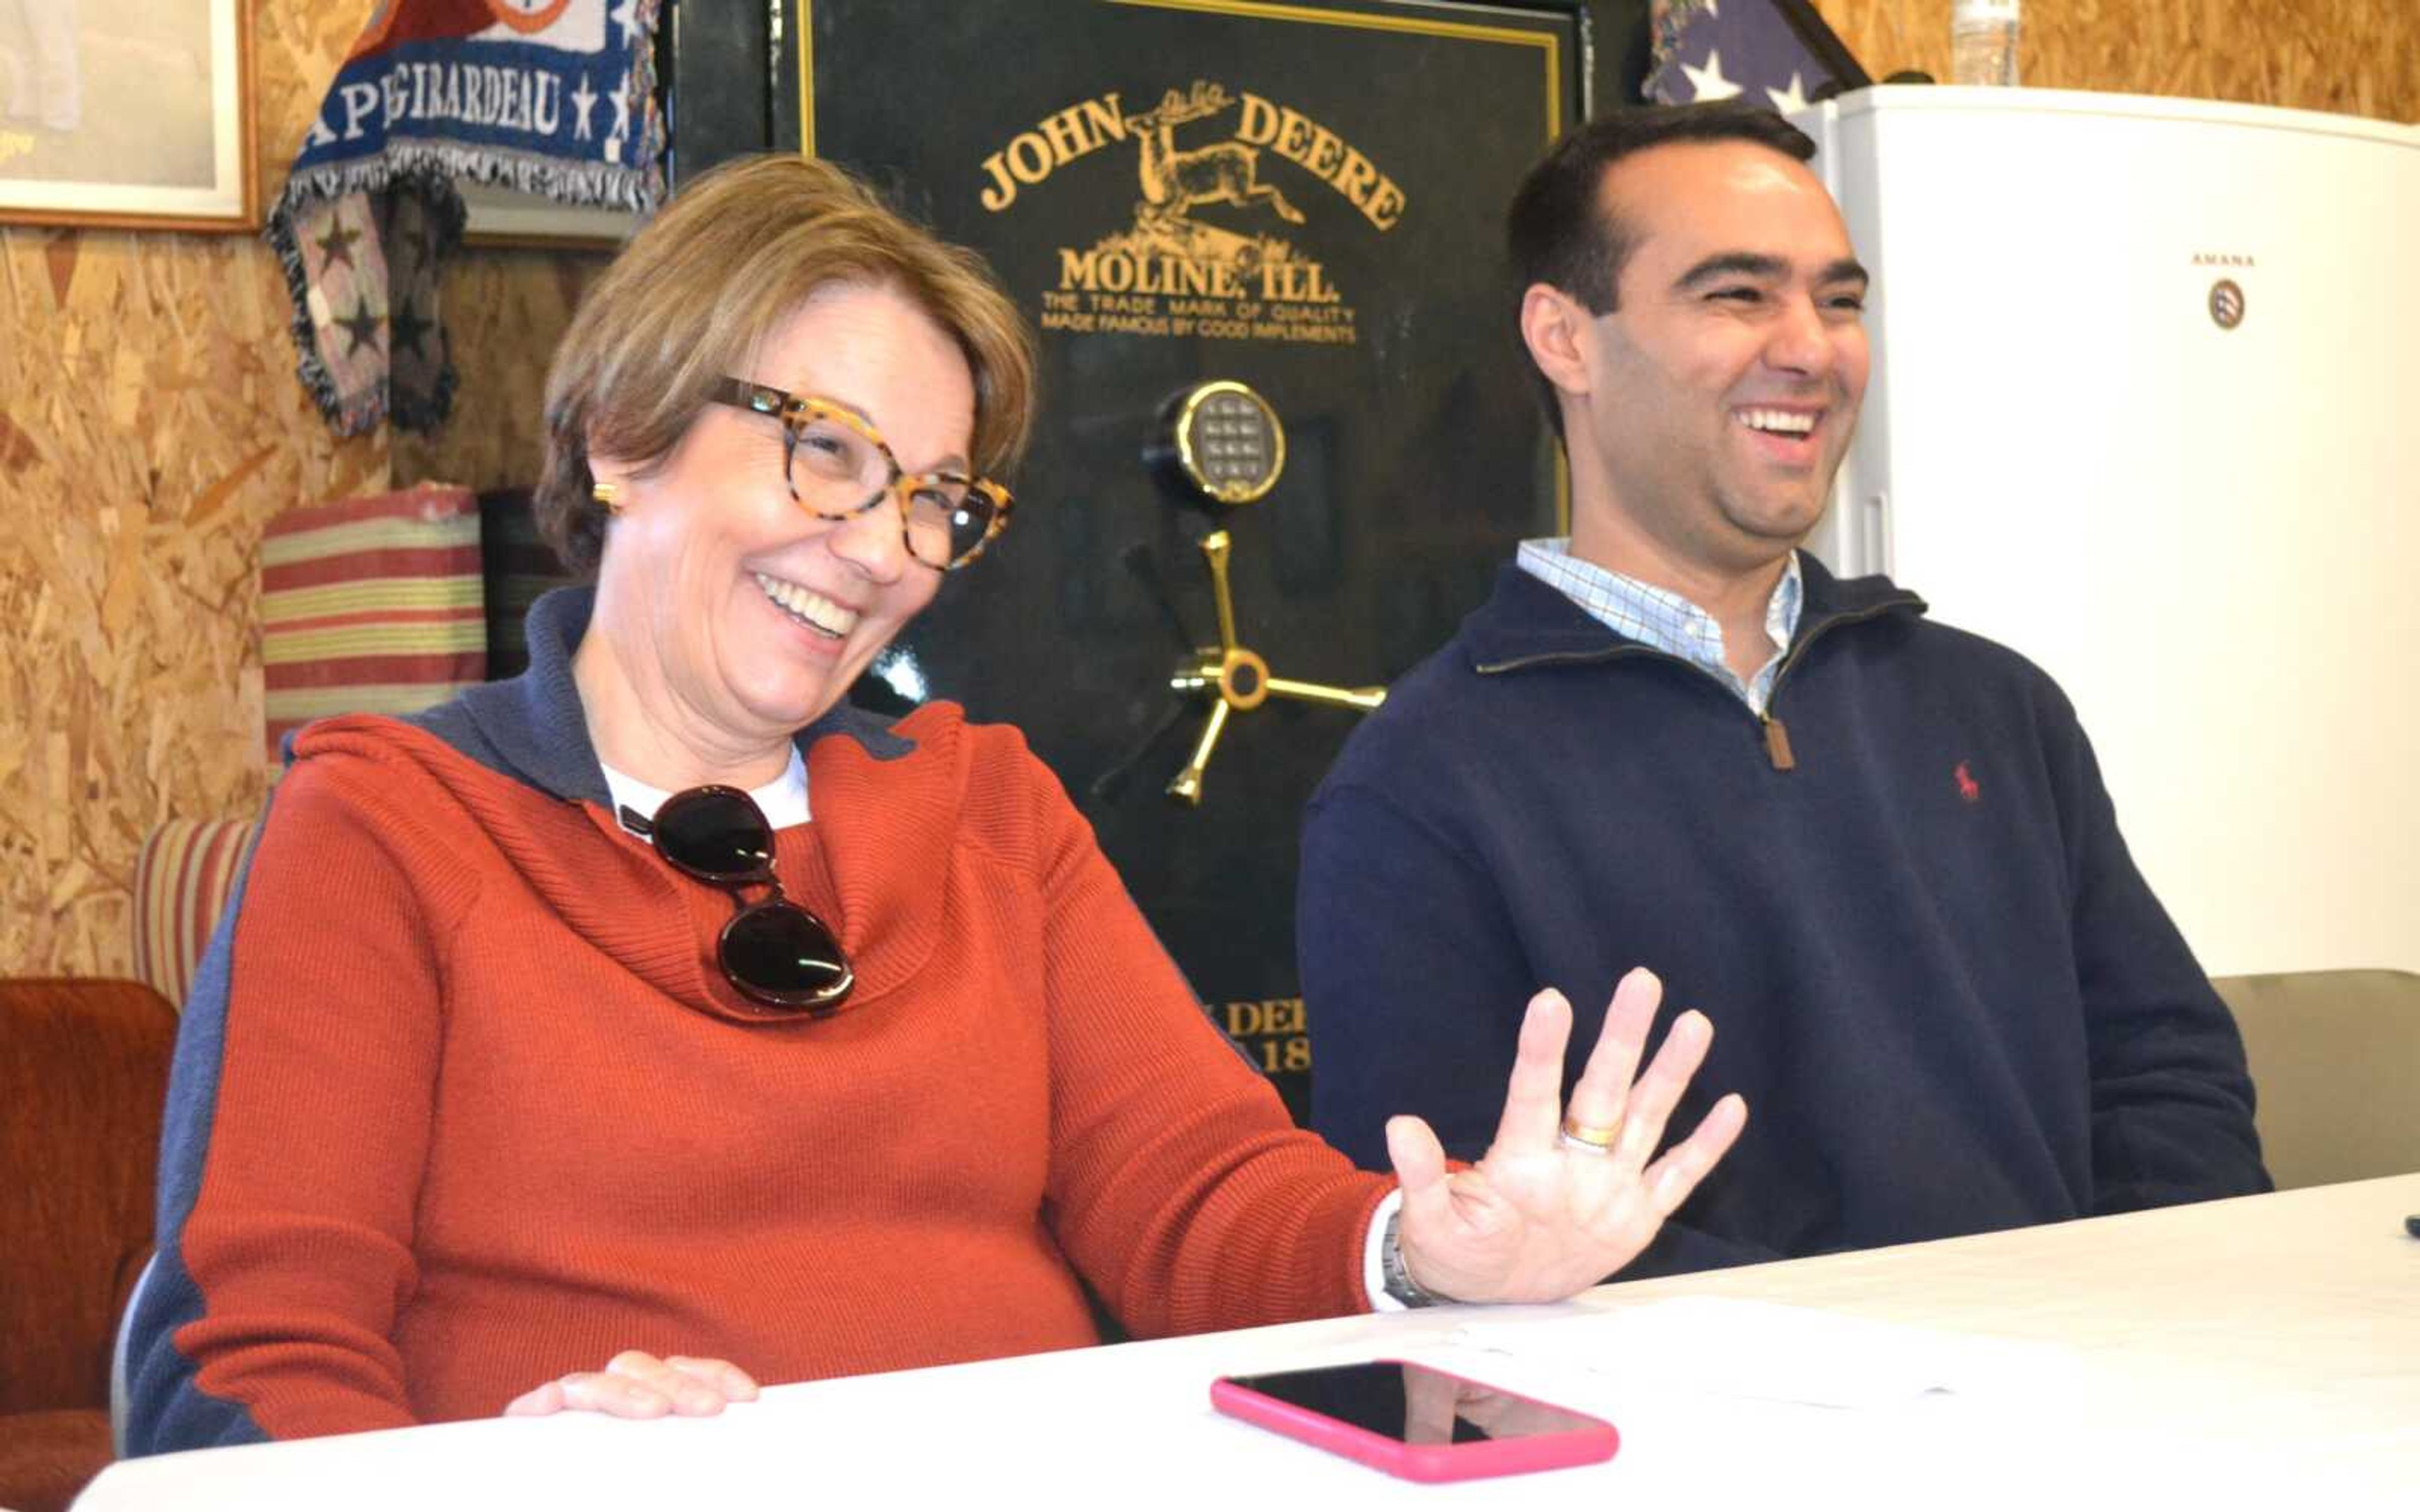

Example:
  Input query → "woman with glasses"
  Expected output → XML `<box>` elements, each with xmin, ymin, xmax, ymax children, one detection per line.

<box><xmin>124</xmin><ymin>156</ymin><xmax>1744</xmax><ymax>1453</ymax></box>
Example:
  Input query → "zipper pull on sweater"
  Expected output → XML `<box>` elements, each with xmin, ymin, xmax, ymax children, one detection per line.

<box><xmin>1762</xmin><ymin>713</ymin><xmax>1797</xmax><ymax>770</ymax></box>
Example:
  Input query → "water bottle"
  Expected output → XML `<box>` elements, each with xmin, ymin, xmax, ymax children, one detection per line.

<box><xmin>1950</xmin><ymin>0</ymin><xmax>2022</xmax><ymax>87</ymax></box>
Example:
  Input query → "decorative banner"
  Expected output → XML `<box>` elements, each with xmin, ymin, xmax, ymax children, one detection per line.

<box><xmin>1644</xmin><ymin>0</ymin><xmax>1869</xmax><ymax>110</ymax></box>
<box><xmin>267</xmin><ymin>0</ymin><xmax>665</xmax><ymax>435</ymax></box>
<box><xmin>783</xmin><ymin>0</ymin><xmax>1579</xmax><ymax>1121</ymax></box>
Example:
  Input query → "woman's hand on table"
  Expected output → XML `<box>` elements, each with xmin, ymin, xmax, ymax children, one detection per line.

<box><xmin>502</xmin><ymin>1351</ymin><xmax>760</xmax><ymax>1420</ymax></box>
<box><xmin>1392</xmin><ymin>966</ymin><xmax>1746</xmax><ymax>1304</ymax></box>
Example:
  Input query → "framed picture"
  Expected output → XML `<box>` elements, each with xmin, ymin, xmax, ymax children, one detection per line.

<box><xmin>0</xmin><ymin>0</ymin><xmax>255</xmax><ymax>231</ymax></box>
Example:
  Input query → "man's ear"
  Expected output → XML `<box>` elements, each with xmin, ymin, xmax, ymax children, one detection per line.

<box><xmin>1519</xmin><ymin>283</ymin><xmax>1594</xmax><ymax>403</ymax></box>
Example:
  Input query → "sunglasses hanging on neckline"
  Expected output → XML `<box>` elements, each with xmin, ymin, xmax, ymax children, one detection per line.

<box><xmin>621</xmin><ymin>784</ymin><xmax>854</xmax><ymax>1014</ymax></box>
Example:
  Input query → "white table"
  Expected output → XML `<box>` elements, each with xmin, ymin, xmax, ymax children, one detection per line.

<box><xmin>78</xmin><ymin>1174</ymin><xmax>2420</xmax><ymax>1509</ymax></box>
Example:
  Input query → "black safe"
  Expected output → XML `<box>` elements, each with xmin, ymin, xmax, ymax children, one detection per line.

<box><xmin>650</xmin><ymin>0</ymin><xmax>1651</xmax><ymax>1126</ymax></box>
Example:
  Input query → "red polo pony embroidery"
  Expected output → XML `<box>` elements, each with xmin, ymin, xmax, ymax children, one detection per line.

<box><xmin>1955</xmin><ymin>762</ymin><xmax>1982</xmax><ymax>804</ymax></box>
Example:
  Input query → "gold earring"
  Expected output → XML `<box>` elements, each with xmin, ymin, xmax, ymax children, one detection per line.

<box><xmin>592</xmin><ymin>481</ymin><xmax>623</xmax><ymax>512</ymax></box>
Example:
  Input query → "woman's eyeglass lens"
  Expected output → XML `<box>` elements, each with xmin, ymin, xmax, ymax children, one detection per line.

<box><xmin>645</xmin><ymin>784</ymin><xmax>853</xmax><ymax>1013</ymax></box>
<box><xmin>710</xmin><ymin>378</ymin><xmax>1013</xmax><ymax>571</ymax></box>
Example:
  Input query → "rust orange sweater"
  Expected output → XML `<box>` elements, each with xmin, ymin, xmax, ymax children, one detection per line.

<box><xmin>125</xmin><ymin>588</ymin><xmax>1387</xmax><ymax>1453</ymax></box>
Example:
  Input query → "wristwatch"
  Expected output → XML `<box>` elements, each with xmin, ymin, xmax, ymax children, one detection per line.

<box><xmin>1380</xmin><ymin>1209</ymin><xmax>1448</xmax><ymax>1309</ymax></box>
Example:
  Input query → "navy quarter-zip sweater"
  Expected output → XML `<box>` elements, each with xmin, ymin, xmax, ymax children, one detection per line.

<box><xmin>1299</xmin><ymin>558</ymin><xmax>2267</xmax><ymax>1278</ymax></box>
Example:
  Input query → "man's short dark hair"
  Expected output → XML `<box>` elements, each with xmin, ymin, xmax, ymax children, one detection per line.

<box><xmin>1507</xmin><ymin>103</ymin><xmax>1818</xmax><ymax>435</ymax></box>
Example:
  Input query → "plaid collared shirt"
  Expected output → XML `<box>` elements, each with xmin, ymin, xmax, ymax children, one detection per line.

<box><xmin>1514</xmin><ymin>539</ymin><xmax>1804</xmax><ymax>716</ymax></box>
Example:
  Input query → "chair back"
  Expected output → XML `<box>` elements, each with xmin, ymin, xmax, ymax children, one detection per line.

<box><xmin>130</xmin><ymin>817</ymin><xmax>263</xmax><ymax>1011</ymax></box>
<box><xmin>0</xmin><ymin>979</ymin><xmax>177</xmax><ymax>1414</ymax></box>
<box><xmin>2213</xmin><ymin>969</ymin><xmax>2420</xmax><ymax>1190</ymax></box>
<box><xmin>259</xmin><ymin>482</ymin><xmax>489</xmax><ymax>774</ymax></box>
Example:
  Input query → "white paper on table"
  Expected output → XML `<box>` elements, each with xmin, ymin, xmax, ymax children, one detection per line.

<box><xmin>1448</xmin><ymin>1297</ymin><xmax>2078</xmax><ymax>1410</ymax></box>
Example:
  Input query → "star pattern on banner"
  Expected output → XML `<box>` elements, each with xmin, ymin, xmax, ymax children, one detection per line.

<box><xmin>608</xmin><ymin>0</ymin><xmax>640</xmax><ymax>47</ymax></box>
<box><xmin>314</xmin><ymin>213</ymin><xmax>364</xmax><ymax>272</ymax></box>
<box><xmin>390</xmin><ymin>295</ymin><xmax>435</xmax><ymax>362</ymax></box>
<box><xmin>337</xmin><ymin>295</ymin><xmax>386</xmax><ymax>358</ymax></box>
<box><xmin>1645</xmin><ymin>0</ymin><xmax>1862</xmax><ymax>110</ymax></box>
<box><xmin>571</xmin><ymin>72</ymin><xmax>598</xmax><ymax>140</ymax></box>
<box><xmin>1681</xmin><ymin>50</ymin><xmax>1743</xmax><ymax>102</ymax></box>
<box><xmin>608</xmin><ymin>71</ymin><xmax>631</xmax><ymax>145</ymax></box>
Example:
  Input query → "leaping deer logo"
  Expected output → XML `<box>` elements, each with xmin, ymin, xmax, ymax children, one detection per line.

<box><xmin>1125</xmin><ymin>81</ymin><xmax>1303</xmax><ymax>228</ymax></box>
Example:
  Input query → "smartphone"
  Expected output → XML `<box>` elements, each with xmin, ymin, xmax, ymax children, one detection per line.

<box><xmin>1210</xmin><ymin>1360</ymin><xmax>1618</xmax><ymax>1482</ymax></box>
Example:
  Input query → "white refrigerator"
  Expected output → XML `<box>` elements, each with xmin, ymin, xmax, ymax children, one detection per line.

<box><xmin>1791</xmin><ymin>87</ymin><xmax>2420</xmax><ymax>976</ymax></box>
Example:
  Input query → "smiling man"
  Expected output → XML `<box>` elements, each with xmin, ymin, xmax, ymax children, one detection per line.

<box><xmin>1297</xmin><ymin>104</ymin><xmax>2269</xmax><ymax>1278</ymax></box>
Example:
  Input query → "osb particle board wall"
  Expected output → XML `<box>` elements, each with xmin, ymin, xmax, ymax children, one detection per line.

<box><xmin>4</xmin><ymin>0</ymin><xmax>2417</xmax><ymax>980</ymax></box>
<box><xmin>4</xmin><ymin>4</ymin><xmax>363</xmax><ymax>982</ymax></box>
<box><xmin>1827</xmin><ymin>0</ymin><xmax>2419</xmax><ymax>118</ymax></box>
<box><xmin>0</xmin><ymin>2</ymin><xmax>602</xmax><ymax>980</ymax></box>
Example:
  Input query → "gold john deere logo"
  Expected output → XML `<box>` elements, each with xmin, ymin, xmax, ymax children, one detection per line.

<box><xmin>978</xmin><ymin>80</ymin><xmax>1403</xmax><ymax>348</ymax></box>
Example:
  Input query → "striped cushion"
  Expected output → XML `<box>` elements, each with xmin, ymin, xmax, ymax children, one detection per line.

<box><xmin>260</xmin><ymin>484</ymin><xmax>487</xmax><ymax>765</ymax></box>
<box><xmin>132</xmin><ymin>816</ymin><xmax>265</xmax><ymax>1009</ymax></box>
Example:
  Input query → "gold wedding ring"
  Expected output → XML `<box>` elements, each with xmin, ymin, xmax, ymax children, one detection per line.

<box><xmin>1559</xmin><ymin>1118</ymin><xmax>1620</xmax><ymax>1154</ymax></box>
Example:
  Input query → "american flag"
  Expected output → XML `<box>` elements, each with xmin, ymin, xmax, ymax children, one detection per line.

<box><xmin>1644</xmin><ymin>0</ymin><xmax>1870</xmax><ymax>113</ymax></box>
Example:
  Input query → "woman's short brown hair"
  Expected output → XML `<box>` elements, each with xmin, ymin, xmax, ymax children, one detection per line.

<box><xmin>535</xmin><ymin>154</ymin><xmax>1037</xmax><ymax>578</ymax></box>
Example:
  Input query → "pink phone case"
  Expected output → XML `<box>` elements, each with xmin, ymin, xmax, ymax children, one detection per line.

<box><xmin>1210</xmin><ymin>1362</ymin><xmax>1619</xmax><ymax>1483</ymax></box>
